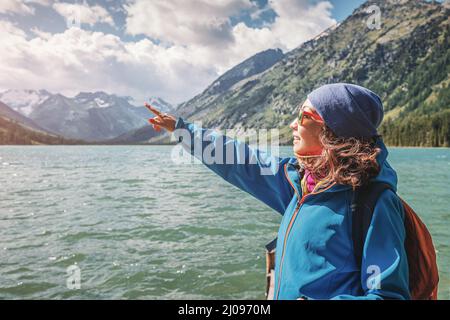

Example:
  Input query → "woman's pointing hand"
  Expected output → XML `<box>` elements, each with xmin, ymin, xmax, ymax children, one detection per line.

<box><xmin>145</xmin><ymin>102</ymin><xmax>177</xmax><ymax>133</ymax></box>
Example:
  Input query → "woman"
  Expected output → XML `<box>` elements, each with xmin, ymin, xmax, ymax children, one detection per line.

<box><xmin>145</xmin><ymin>83</ymin><xmax>410</xmax><ymax>300</ymax></box>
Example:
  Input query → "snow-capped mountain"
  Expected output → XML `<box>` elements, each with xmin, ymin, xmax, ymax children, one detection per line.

<box><xmin>0</xmin><ymin>100</ymin><xmax>83</xmax><ymax>145</ymax></box>
<box><xmin>0</xmin><ymin>89</ymin><xmax>174</xmax><ymax>142</ymax></box>
<box><xmin>74</xmin><ymin>91</ymin><xmax>129</xmax><ymax>109</ymax></box>
<box><xmin>146</xmin><ymin>97</ymin><xmax>174</xmax><ymax>113</ymax></box>
<box><xmin>0</xmin><ymin>100</ymin><xmax>49</xmax><ymax>133</ymax></box>
<box><xmin>0</xmin><ymin>89</ymin><xmax>52</xmax><ymax>116</ymax></box>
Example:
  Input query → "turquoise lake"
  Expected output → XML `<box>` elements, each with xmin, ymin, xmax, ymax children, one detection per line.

<box><xmin>0</xmin><ymin>146</ymin><xmax>449</xmax><ymax>299</ymax></box>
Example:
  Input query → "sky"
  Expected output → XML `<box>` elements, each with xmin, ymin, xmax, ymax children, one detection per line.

<box><xmin>0</xmin><ymin>0</ymin><xmax>369</xmax><ymax>105</ymax></box>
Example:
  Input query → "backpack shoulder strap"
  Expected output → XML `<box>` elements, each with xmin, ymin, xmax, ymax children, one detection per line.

<box><xmin>352</xmin><ymin>182</ymin><xmax>394</xmax><ymax>269</ymax></box>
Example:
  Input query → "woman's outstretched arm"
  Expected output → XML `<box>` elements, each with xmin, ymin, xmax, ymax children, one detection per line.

<box><xmin>173</xmin><ymin>117</ymin><xmax>296</xmax><ymax>214</ymax></box>
<box><xmin>145</xmin><ymin>103</ymin><xmax>296</xmax><ymax>215</ymax></box>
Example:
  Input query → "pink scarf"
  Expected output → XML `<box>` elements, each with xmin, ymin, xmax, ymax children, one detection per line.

<box><xmin>304</xmin><ymin>169</ymin><xmax>317</xmax><ymax>193</ymax></box>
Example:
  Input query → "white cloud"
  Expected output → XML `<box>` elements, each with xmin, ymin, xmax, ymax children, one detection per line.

<box><xmin>53</xmin><ymin>2</ymin><xmax>115</xmax><ymax>27</ymax></box>
<box><xmin>0</xmin><ymin>0</ymin><xmax>32</xmax><ymax>15</ymax></box>
<box><xmin>29</xmin><ymin>0</ymin><xmax>53</xmax><ymax>6</ymax></box>
<box><xmin>124</xmin><ymin>0</ymin><xmax>336</xmax><ymax>74</ymax></box>
<box><xmin>0</xmin><ymin>20</ymin><xmax>26</xmax><ymax>37</ymax></box>
<box><xmin>0</xmin><ymin>22</ymin><xmax>217</xmax><ymax>104</ymax></box>
<box><xmin>125</xmin><ymin>0</ymin><xmax>254</xmax><ymax>48</ymax></box>
<box><xmin>271</xmin><ymin>0</ymin><xmax>336</xmax><ymax>49</ymax></box>
<box><xmin>0</xmin><ymin>0</ymin><xmax>52</xmax><ymax>15</ymax></box>
<box><xmin>0</xmin><ymin>0</ymin><xmax>336</xmax><ymax>104</ymax></box>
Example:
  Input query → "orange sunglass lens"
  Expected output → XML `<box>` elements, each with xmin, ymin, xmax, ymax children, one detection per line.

<box><xmin>298</xmin><ymin>110</ymin><xmax>323</xmax><ymax>125</ymax></box>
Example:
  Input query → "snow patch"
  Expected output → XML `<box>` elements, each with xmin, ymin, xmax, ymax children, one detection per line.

<box><xmin>94</xmin><ymin>98</ymin><xmax>111</xmax><ymax>108</ymax></box>
<box><xmin>0</xmin><ymin>89</ymin><xmax>51</xmax><ymax>116</ymax></box>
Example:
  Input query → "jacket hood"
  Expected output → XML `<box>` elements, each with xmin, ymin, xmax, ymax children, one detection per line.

<box><xmin>368</xmin><ymin>137</ymin><xmax>398</xmax><ymax>192</ymax></box>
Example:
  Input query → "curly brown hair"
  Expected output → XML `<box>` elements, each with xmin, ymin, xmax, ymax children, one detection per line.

<box><xmin>297</xmin><ymin>126</ymin><xmax>382</xmax><ymax>190</ymax></box>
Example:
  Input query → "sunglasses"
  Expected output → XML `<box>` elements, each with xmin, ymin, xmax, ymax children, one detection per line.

<box><xmin>298</xmin><ymin>108</ymin><xmax>324</xmax><ymax>126</ymax></box>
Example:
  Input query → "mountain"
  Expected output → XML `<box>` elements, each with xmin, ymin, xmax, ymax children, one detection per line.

<box><xmin>31</xmin><ymin>91</ymin><xmax>150</xmax><ymax>141</ymax></box>
<box><xmin>0</xmin><ymin>100</ymin><xmax>49</xmax><ymax>133</ymax></box>
<box><xmin>0</xmin><ymin>90</ymin><xmax>174</xmax><ymax>142</ymax></box>
<box><xmin>177</xmin><ymin>48</ymin><xmax>285</xmax><ymax>119</ymax></box>
<box><xmin>205</xmin><ymin>48</ymin><xmax>285</xmax><ymax>96</ymax></box>
<box><xmin>176</xmin><ymin>0</ymin><xmax>449</xmax><ymax>147</ymax></box>
<box><xmin>0</xmin><ymin>89</ymin><xmax>52</xmax><ymax>117</ymax></box>
<box><xmin>112</xmin><ymin>48</ymin><xmax>285</xmax><ymax>144</ymax></box>
<box><xmin>105</xmin><ymin>125</ymin><xmax>165</xmax><ymax>144</ymax></box>
<box><xmin>105</xmin><ymin>98</ymin><xmax>177</xmax><ymax>144</ymax></box>
<box><xmin>3</xmin><ymin>0</ymin><xmax>448</xmax><ymax>146</ymax></box>
<box><xmin>145</xmin><ymin>97</ymin><xmax>175</xmax><ymax>114</ymax></box>
<box><xmin>0</xmin><ymin>101</ymin><xmax>85</xmax><ymax>145</ymax></box>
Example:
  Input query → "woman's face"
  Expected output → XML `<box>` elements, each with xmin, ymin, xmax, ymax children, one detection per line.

<box><xmin>290</xmin><ymin>99</ymin><xmax>324</xmax><ymax>157</ymax></box>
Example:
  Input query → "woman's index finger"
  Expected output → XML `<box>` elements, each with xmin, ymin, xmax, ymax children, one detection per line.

<box><xmin>145</xmin><ymin>102</ymin><xmax>163</xmax><ymax>116</ymax></box>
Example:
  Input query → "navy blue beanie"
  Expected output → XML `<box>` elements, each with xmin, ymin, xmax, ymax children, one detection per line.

<box><xmin>307</xmin><ymin>83</ymin><xmax>384</xmax><ymax>139</ymax></box>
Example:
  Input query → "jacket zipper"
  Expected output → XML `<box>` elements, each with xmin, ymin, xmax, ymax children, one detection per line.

<box><xmin>275</xmin><ymin>192</ymin><xmax>311</xmax><ymax>300</ymax></box>
<box><xmin>276</xmin><ymin>164</ymin><xmax>336</xmax><ymax>300</ymax></box>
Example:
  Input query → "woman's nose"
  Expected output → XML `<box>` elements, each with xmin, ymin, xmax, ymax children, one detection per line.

<box><xmin>289</xmin><ymin>119</ymin><xmax>298</xmax><ymax>130</ymax></box>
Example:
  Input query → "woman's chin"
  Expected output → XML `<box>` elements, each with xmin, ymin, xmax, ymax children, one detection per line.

<box><xmin>293</xmin><ymin>143</ymin><xmax>304</xmax><ymax>155</ymax></box>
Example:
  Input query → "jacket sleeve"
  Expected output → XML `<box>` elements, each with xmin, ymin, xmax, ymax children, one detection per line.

<box><xmin>172</xmin><ymin>117</ymin><xmax>296</xmax><ymax>215</ymax></box>
<box><xmin>331</xmin><ymin>189</ymin><xmax>411</xmax><ymax>300</ymax></box>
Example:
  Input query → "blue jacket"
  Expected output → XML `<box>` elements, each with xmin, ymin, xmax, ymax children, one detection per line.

<box><xmin>174</xmin><ymin>117</ymin><xmax>410</xmax><ymax>300</ymax></box>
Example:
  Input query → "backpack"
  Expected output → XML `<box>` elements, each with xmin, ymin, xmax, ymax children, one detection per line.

<box><xmin>264</xmin><ymin>182</ymin><xmax>439</xmax><ymax>300</ymax></box>
<box><xmin>352</xmin><ymin>182</ymin><xmax>439</xmax><ymax>300</ymax></box>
